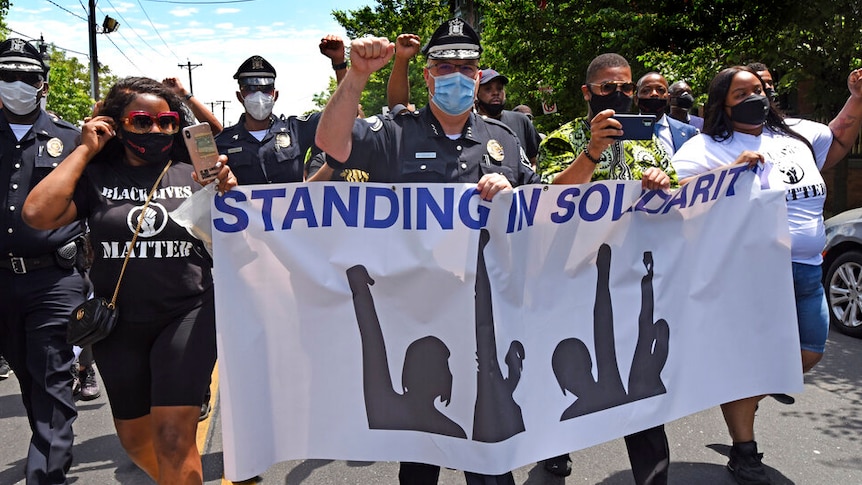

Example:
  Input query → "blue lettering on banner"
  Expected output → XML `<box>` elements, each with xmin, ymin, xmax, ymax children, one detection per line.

<box><xmin>212</xmin><ymin>169</ymin><xmax>752</xmax><ymax>235</ymax></box>
<box><xmin>323</xmin><ymin>185</ymin><xmax>359</xmax><ymax>227</ymax></box>
<box><xmin>213</xmin><ymin>190</ymin><xmax>249</xmax><ymax>232</ymax></box>
<box><xmin>460</xmin><ymin>188</ymin><xmax>489</xmax><ymax>230</ymax></box>
<box><xmin>365</xmin><ymin>187</ymin><xmax>399</xmax><ymax>229</ymax></box>
<box><xmin>282</xmin><ymin>186</ymin><xmax>319</xmax><ymax>229</ymax></box>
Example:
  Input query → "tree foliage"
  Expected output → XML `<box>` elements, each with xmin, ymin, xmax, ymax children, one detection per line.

<box><xmin>44</xmin><ymin>46</ymin><xmax>117</xmax><ymax>124</ymax></box>
<box><xmin>332</xmin><ymin>0</ymin><xmax>862</xmax><ymax>131</ymax></box>
<box><xmin>332</xmin><ymin>0</ymin><xmax>450</xmax><ymax>115</ymax></box>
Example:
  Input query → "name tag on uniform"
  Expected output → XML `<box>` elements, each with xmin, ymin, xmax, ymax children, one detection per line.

<box><xmin>415</xmin><ymin>152</ymin><xmax>436</xmax><ymax>159</ymax></box>
<box><xmin>227</xmin><ymin>147</ymin><xmax>243</xmax><ymax>154</ymax></box>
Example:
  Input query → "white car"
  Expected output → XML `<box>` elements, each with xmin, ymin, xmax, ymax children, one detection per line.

<box><xmin>823</xmin><ymin>208</ymin><xmax>862</xmax><ymax>338</ymax></box>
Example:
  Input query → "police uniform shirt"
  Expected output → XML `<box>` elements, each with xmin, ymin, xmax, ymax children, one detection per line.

<box><xmin>72</xmin><ymin>159</ymin><xmax>212</xmax><ymax>322</ymax></box>
<box><xmin>326</xmin><ymin>107</ymin><xmax>539</xmax><ymax>187</ymax></box>
<box><xmin>0</xmin><ymin>110</ymin><xmax>83</xmax><ymax>257</ymax></box>
<box><xmin>215</xmin><ymin>112</ymin><xmax>320</xmax><ymax>185</ymax></box>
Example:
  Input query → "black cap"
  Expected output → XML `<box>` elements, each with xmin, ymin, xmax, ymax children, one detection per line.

<box><xmin>421</xmin><ymin>18</ymin><xmax>481</xmax><ymax>60</ymax></box>
<box><xmin>0</xmin><ymin>38</ymin><xmax>48</xmax><ymax>75</ymax></box>
<box><xmin>480</xmin><ymin>69</ymin><xmax>508</xmax><ymax>85</ymax></box>
<box><xmin>233</xmin><ymin>55</ymin><xmax>276</xmax><ymax>85</ymax></box>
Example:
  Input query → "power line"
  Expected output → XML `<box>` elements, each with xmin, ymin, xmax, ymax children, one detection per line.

<box><xmin>143</xmin><ymin>0</ymin><xmax>254</xmax><ymax>3</ymax></box>
<box><xmin>95</xmin><ymin>3</ymin><xmax>147</xmax><ymax>61</ymax></box>
<box><xmin>103</xmin><ymin>32</ymin><xmax>144</xmax><ymax>73</ymax></box>
<box><xmin>45</xmin><ymin>0</ymin><xmax>87</xmax><ymax>22</ymax></box>
<box><xmin>104</xmin><ymin>0</ymin><xmax>165</xmax><ymax>59</ymax></box>
<box><xmin>2</xmin><ymin>27</ymin><xmax>90</xmax><ymax>57</ymax></box>
<box><xmin>135</xmin><ymin>0</ymin><xmax>182</xmax><ymax>61</ymax></box>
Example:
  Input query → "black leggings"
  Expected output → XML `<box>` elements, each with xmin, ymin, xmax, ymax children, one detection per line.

<box><xmin>94</xmin><ymin>289</ymin><xmax>216</xmax><ymax>420</ymax></box>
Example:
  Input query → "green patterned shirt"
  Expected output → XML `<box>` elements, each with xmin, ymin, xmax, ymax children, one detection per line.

<box><xmin>537</xmin><ymin>117</ymin><xmax>678</xmax><ymax>187</ymax></box>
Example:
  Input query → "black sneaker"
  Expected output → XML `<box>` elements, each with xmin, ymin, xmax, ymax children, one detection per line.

<box><xmin>78</xmin><ymin>365</ymin><xmax>101</xmax><ymax>400</ymax></box>
<box><xmin>727</xmin><ymin>441</ymin><xmax>771</xmax><ymax>485</ymax></box>
<box><xmin>542</xmin><ymin>453</ymin><xmax>572</xmax><ymax>477</ymax></box>
<box><xmin>769</xmin><ymin>393</ymin><xmax>795</xmax><ymax>405</ymax></box>
<box><xmin>200</xmin><ymin>387</ymin><xmax>212</xmax><ymax>422</ymax></box>
<box><xmin>0</xmin><ymin>356</ymin><xmax>11</xmax><ymax>380</ymax></box>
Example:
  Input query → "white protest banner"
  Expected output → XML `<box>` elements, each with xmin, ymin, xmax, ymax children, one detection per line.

<box><xmin>211</xmin><ymin>167</ymin><xmax>802</xmax><ymax>479</ymax></box>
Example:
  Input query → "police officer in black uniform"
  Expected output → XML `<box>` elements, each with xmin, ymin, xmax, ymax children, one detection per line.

<box><xmin>315</xmin><ymin>19</ymin><xmax>538</xmax><ymax>485</ymax></box>
<box><xmin>215</xmin><ymin>55</ymin><xmax>320</xmax><ymax>184</ymax></box>
<box><xmin>0</xmin><ymin>38</ymin><xmax>85</xmax><ymax>485</ymax></box>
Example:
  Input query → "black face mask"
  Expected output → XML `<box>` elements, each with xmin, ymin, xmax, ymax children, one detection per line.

<box><xmin>638</xmin><ymin>97</ymin><xmax>668</xmax><ymax>115</ymax></box>
<box><xmin>730</xmin><ymin>94</ymin><xmax>770</xmax><ymax>126</ymax></box>
<box><xmin>588</xmin><ymin>90</ymin><xmax>632</xmax><ymax>115</ymax></box>
<box><xmin>672</xmin><ymin>92</ymin><xmax>695</xmax><ymax>110</ymax></box>
<box><xmin>476</xmin><ymin>99</ymin><xmax>505</xmax><ymax>117</ymax></box>
<box><xmin>764</xmin><ymin>87</ymin><xmax>777</xmax><ymax>102</ymax></box>
<box><xmin>120</xmin><ymin>130</ymin><xmax>174</xmax><ymax>164</ymax></box>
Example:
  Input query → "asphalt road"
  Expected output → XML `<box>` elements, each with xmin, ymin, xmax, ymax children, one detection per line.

<box><xmin>1</xmin><ymin>328</ymin><xmax>859</xmax><ymax>484</ymax></box>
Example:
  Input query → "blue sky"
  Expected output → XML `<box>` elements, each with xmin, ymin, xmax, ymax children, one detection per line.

<box><xmin>8</xmin><ymin>0</ymin><xmax>374</xmax><ymax>123</ymax></box>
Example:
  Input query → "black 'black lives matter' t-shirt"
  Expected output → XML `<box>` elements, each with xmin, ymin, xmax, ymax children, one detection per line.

<box><xmin>73</xmin><ymin>158</ymin><xmax>212</xmax><ymax>323</ymax></box>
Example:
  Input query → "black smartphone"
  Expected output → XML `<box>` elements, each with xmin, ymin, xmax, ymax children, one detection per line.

<box><xmin>611</xmin><ymin>114</ymin><xmax>657</xmax><ymax>140</ymax></box>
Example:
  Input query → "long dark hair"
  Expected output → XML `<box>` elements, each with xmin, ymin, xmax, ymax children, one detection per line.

<box><xmin>95</xmin><ymin>76</ymin><xmax>192</xmax><ymax>164</ymax></box>
<box><xmin>702</xmin><ymin>66</ymin><xmax>812</xmax><ymax>152</ymax></box>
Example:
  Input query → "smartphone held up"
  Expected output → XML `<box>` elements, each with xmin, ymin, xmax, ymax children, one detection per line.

<box><xmin>183</xmin><ymin>122</ymin><xmax>220</xmax><ymax>183</ymax></box>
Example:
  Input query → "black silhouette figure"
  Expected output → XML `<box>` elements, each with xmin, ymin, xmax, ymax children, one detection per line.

<box><xmin>346</xmin><ymin>264</ymin><xmax>467</xmax><ymax>438</ymax></box>
<box><xmin>627</xmin><ymin>252</ymin><xmax>670</xmax><ymax>401</ymax></box>
<box><xmin>471</xmin><ymin>229</ymin><xmax>526</xmax><ymax>442</ymax></box>
<box><xmin>552</xmin><ymin>244</ymin><xmax>669</xmax><ymax>420</ymax></box>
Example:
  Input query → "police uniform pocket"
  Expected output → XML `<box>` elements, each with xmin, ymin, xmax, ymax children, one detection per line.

<box><xmin>400</xmin><ymin>158</ymin><xmax>448</xmax><ymax>183</ymax></box>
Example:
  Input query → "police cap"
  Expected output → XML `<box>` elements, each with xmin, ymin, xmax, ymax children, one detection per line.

<box><xmin>233</xmin><ymin>55</ymin><xmax>276</xmax><ymax>86</ymax></box>
<box><xmin>0</xmin><ymin>38</ymin><xmax>48</xmax><ymax>75</ymax></box>
<box><xmin>421</xmin><ymin>18</ymin><xmax>481</xmax><ymax>60</ymax></box>
<box><xmin>480</xmin><ymin>69</ymin><xmax>508</xmax><ymax>85</ymax></box>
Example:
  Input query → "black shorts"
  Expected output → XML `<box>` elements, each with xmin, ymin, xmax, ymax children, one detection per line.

<box><xmin>93</xmin><ymin>288</ymin><xmax>216</xmax><ymax>420</ymax></box>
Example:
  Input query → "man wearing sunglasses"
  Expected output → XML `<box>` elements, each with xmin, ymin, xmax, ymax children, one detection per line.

<box><xmin>215</xmin><ymin>55</ymin><xmax>322</xmax><ymax>185</ymax></box>
<box><xmin>315</xmin><ymin>18</ymin><xmax>538</xmax><ymax>485</ymax></box>
<box><xmin>536</xmin><ymin>53</ymin><xmax>673</xmax><ymax>485</ymax></box>
<box><xmin>0</xmin><ymin>38</ymin><xmax>85</xmax><ymax>484</ymax></box>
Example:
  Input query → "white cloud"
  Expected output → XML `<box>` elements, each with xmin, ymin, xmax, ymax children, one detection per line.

<box><xmin>216</xmin><ymin>8</ymin><xmax>241</xmax><ymax>15</ymax></box>
<box><xmin>169</xmin><ymin>8</ymin><xmax>198</xmax><ymax>18</ymax></box>
<box><xmin>6</xmin><ymin>1</ymin><xmax>361</xmax><ymax>122</ymax></box>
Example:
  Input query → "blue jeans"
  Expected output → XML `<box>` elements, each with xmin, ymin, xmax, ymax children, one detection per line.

<box><xmin>792</xmin><ymin>262</ymin><xmax>829</xmax><ymax>353</ymax></box>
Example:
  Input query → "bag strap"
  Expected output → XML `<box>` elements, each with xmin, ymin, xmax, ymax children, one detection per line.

<box><xmin>107</xmin><ymin>160</ymin><xmax>173</xmax><ymax>308</ymax></box>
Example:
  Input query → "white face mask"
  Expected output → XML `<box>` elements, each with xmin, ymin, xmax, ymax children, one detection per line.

<box><xmin>243</xmin><ymin>91</ymin><xmax>275</xmax><ymax>121</ymax></box>
<box><xmin>0</xmin><ymin>80</ymin><xmax>42</xmax><ymax>115</ymax></box>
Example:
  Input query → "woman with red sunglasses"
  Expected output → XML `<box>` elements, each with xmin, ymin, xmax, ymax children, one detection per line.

<box><xmin>22</xmin><ymin>76</ymin><xmax>236</xmax><ymax>485</ymax></box>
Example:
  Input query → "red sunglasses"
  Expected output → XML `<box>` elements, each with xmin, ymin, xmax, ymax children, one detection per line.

<box><xmin>123</xmin><ymin>111</ymin><xmax>180</xmax><ymax>135</ymax></box>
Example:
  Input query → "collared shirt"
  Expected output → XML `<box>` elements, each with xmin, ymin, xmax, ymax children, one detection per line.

<box><xmin>322</xmin><ymin>107</ymin><xmax>539</xmax><ymax>187</ymax></box>
<box><xmin>215</xmin><ymin>112</ymin><xmax>320</xmax><ymax>184</ymax></box>
<box><xmin>653</xmin><ymin>114</ymin><xmax>676</xmax><ymax>157</ymax></box>
<box><xmin>0</xmin><ymin>110</ymin><xmax>83</xmax><ymax>257</ymax></box>
<box><xmin>537</xmin><ymin>116</ymin><xmax>678</xmax><ymax>187</ymax></box>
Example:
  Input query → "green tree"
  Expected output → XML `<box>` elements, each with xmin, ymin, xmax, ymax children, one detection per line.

<box><xmin>332</xmin><ymin>0</ymin><xmax>449</xmax><ymax>115</ymax></box>
<box><xmin>332</xmin><ymin>0</ymin><xmax>862</xmax><ymax>128</ymax></box>
<box><xmin>43</xmin><ymin>46</ymin><xmax>114</xmax><ymax>124</ymax></box>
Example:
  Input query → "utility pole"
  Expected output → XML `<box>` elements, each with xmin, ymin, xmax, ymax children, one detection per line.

<box><xmin>87</xmin><ymin>0</ymin><xmax>99</xmax><ymax>100</ymax></box>
<box><xmin>178</xmin><ymin>59</ymin><xmax>202</xmax><ymax>94</ymax></box>
<box><xmin>212</xmin><ymin>100</ymin><xmax>231</xmax><ymax>126</ymax></box>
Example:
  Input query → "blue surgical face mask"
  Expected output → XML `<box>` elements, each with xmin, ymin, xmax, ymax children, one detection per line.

<box><xmin>430</xmin><ymin>72</ymin><xmax>476</xmax><ymax>116</ymax></box>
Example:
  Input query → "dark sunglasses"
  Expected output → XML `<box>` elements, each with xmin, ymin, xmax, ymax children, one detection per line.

<box><xmin>0</xmin><ymin>71</ymin><xmax>44</xmax><ymax>87</ymax></box>
<box><xmin>240</xmin><ymin>84</ymin><xmax>275</xmax><ymax>95</ymax></box>
<box><xmin>588</xmin><ymin>81</ymin><xmax>636</xmax><ymax>96</ymax></box>
<box><xmin>123</xmin><ymin>111</ymin><xmax>180</xmax><ymax>135</ymax></box>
